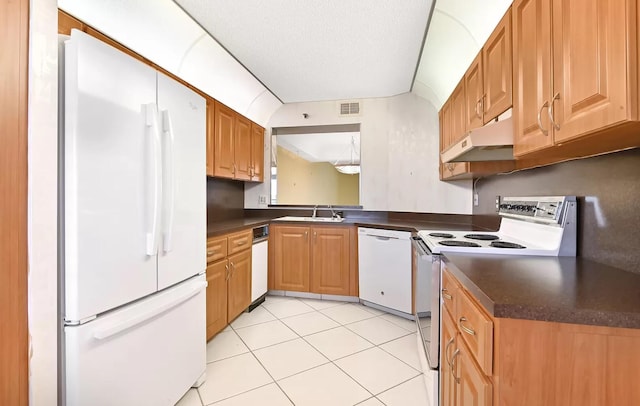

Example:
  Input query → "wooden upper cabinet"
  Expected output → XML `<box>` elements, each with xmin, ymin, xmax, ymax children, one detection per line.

<box><xmin>250</xmin><ymin>123</ymin><xmax>265</xmax><ymax>182</ymax></box>
<box><xmin>206</xmin><ymin>98</ymin><xmax>215</xmax><ymax>176</ymax></box>
<box><xmin>310</xmin><ymin>227</ymin><xmax>350</xmax><ymax>296</ymax></box>
<box><xmin>234</xmin><ymin>115</ymin><xmax>252</xmax><ymax>181</ymax></box>
<box><xmin>465</xmin><ymin>53</ymin><xmax>484</xmax><ymax>131</ymax></box>
<box><xmin>513</xmin><ymin>0</ymin><xmax>554</xmax><ymax>156</ymax></box>
<box><xmin>450</xmin><ymin>82</ymin><xmax>467</xmax><ymax>145</ymax></box>
<box><xmin>440</xmin><ymin>100</ymin><xmax>452</xmax><ymax>152</ymax></box>
<box><xmin>272</xmin><ymin>226</ymin><xmax>311</xmax><ymax>292</ymax></box>
<box><xmin>483</xmin><ymin>8</ymin><xmax>512</xmax><ymax>122</ymax></box>
<box><xmin>514</xmin><ymin>0</ymin><xmax>640</xmax><ymax>157</ymax></box>
<box><xmin>551</xmin><ymin>0</ymin><xmax>632</xmax><ymax>144</ymax></box>
<box><xmin>59</xmin><ymin>10</ymin><xmax>85</xmax><ymax>35</ymax></box>
<box><xmin>213</xmin><ymin>101</ymin><xmax>236</xmax><ymax>178</ymax></box>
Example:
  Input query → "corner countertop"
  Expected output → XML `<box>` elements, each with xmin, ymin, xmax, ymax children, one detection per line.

<box><xmin>443</xmin><ymin>253</ymin><xmax>640</xmax><ymax>329</ymax></box>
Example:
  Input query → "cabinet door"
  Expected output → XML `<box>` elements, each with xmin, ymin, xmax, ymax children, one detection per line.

<box><xmin>551</xmin><ymin>0</ymin><xmax>632</xmax><ymax>143</ymax></box>
<box><xmin>272</xmin><ymin>225</ymin><xmax>310</xmax><ymax>292</ymax></box>
<box><xmin>206</xmin><ymin>98</ymin><xmax>215</xmax><ymax>176</ymax></box>
<box><xmin>450</xmin><ymin>82</ymin><xmax>467</xmax><ymax>145</ymax></box>
<box><xmin>456</xmin><ymin>338</ymin><xmax>493</xmax><ymax>406</ymax></box>
<box><xmin>441</xmin><ymin>311</ymin><xmax>457</xmax><ymax>406</ymax></box>
<box><xmin>440</xmin><ymin>100</ymin><xmax>452</xmax><ymax>151</ymax></box>
<box><xmin>250</xmin><ymin>123</ymin><xmax>265</xmax><ymax>182</ymax></box>
<box><xmin>512</xmin><ymin>0</ymin><xmax>554</xmax><ymax>156</ymax></box>
<box><xmin>234</xmin><ymin>115</ymin><xmax>252</xmax><ymax>181</ymax></box>
<box><xmin>227</xmin><ymin>250</ymin><xmax>251</xmax><ymax>322</ymax></box>
<box><xmin>483</xmin><ymin>8</ymin><xmax>512</xmax><ymax>122</ymax></box>
<box><xmin>310</xmin><ymin>227</ymin><xmax>350</xmax><ymax>296</ymax></box>
<box><xmin>206</xmin><ymin>260</ymin><xmax>228</xmax><ymax>340</ymax></box>
<box><xmin>465</xmin><ymin>53</ymin><xmax>484</xmax><ymax>131</ymax></box>
<box><xmin>213</xmin><ymin>101</ymin><xmax>235</xmax><ymax>178</ymax></box>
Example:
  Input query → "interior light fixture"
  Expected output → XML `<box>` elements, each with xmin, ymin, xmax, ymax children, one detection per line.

<box><xmin>335</xmin><ymin>164</ymin><xmax>360</xmax><ymax>175</ymax></box>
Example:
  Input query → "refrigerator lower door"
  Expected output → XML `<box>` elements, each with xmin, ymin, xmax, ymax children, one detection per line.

<box><xmin>65</xmin><ymin>274</ymin><xmax>206</xmax><ymax>406</ymax></box>
<box><xmin>156</xmin><ymin>72</ymin><xmax>206</xmax><ymax>290</ymax></box>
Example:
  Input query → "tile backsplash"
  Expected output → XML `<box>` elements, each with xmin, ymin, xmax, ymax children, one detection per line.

<box><xmin>474</xmin><ymin>148</ymin><xmax>640</xmax><ymax>273</ymax></box>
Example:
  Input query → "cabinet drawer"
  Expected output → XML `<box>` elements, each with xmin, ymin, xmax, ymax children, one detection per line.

<box><xmin>456</xmin><ymin>288</ymin><xmax>493</xmax><ymax>375</ymax></box>
<box><xmin>207</xmin><ymin>236</ymin><xmax>227</xmax><ymax>263</ymax></box>
<box><xmin>442</xmin><ymin>269</ymin><xmax>460</xmax><ymax>319</ymax></box>
<box><xmin>227</xmin><ymin>230</ymin><xmax>252</xmax><ymax>254</ymax></box>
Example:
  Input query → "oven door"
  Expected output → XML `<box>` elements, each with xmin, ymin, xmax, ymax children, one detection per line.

<box><xmin>412</xmin><ymin>237</ymin><xmax>440</xmax><ymax>370</ymax></box>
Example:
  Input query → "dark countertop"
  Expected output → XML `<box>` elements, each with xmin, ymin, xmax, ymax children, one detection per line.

<box><xmin>443</xmin><ymin>253</ymin><xmax>640</xmax><ymax>329</ymax></box>
<box><xmin>207</xmin><ymin>216</ymin><xmax>493</xmax><ymax>237</ymax></box>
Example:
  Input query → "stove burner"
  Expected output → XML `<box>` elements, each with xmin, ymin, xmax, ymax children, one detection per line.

<box><xmin>464</xmin><ymin>234</ymin><xmax>500</xmax><ymax>241</ymax></box>
<box><xmin>490</xmin><ymin>241</ymin><xmax>526</xmax><ymax>249</ymax></box>
<box><xmin>429</xmin><ymin>233</ymin><xmax>455</xmax><ymax>239</ymax></box>
<box><xmin>439</xmin><ymin>240</ymin><xmax>481</xmax><ymax>247</ymax></box>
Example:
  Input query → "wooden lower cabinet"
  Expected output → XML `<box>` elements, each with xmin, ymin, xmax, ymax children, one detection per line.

<box><xmin>206</xmin><ymin>231</ymin><xmax>252</xmax><ymax>341</ymax></box>
<box><xmin>311</xmin><ymin>227</ymin><xmax>351</xmax><ymax>296</ymax></box>
<box><xmin>443</xmin><ymin>266</ymin><xmax>640</xmax><ymax>406</ymax></box>
<box><xmin>456</xmin><ymin>338</ymin><xmax>493</xmax><ymax>406</ymax></box>
<box><xmin>206</xmin><ymin>260</ymin><xmax>228</xmax><ymax>339</ymax></box>
<box><xmin>227</xmin><ymin>250</ymin><xmax>251</xmax><ymax>321</ymax></box>
<box><xmin>272</xmin><ymin>226</ymin><xmax>311</xmax><ymax>292</ymax></box>
<box><xmin>441</xmin><ymin>311</ymin><xmax>458</xmax><ymax>406</ymax></box>
<box><xmin>271</xmin><ymin>224</ymin><xmax>355</xmax><ymax>295</ymax></box>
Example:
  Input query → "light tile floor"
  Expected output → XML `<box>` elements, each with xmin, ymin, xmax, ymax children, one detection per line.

<box><xmin>176</xmin><ymin>295</ymin><xmax>435</xmax><ymax>406</ymax></box>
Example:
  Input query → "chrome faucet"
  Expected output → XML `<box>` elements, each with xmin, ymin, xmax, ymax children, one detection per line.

<box><xmin>328</xmin><ymin>205</ymin><xmax>339</xmax><ymax>219</ymax></box>
<box><xmin>312</xmin><ymin>205</ymin><xmax>319</xmax><ymax>218</ymax></box>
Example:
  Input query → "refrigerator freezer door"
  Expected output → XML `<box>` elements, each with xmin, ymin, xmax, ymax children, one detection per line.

<box><xmin>64</xmin><ymin>30</ymin><xmax>158</xmax><ymax>321</ymax></box>
<box><xmin>156</xmin><ymin>73</ymin><xmax>206</xmax><ymax>290</ymax></box>
<box><xmin>65</xmin><ymin>274</ymin><xmax>207</xmax><ymax>406</ymax></box>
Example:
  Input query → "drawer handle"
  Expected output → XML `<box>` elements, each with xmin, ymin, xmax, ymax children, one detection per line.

<box><xmin>442</xmin><ymin>288</ymin><xmax>452</xmax><ymax>300</ymax></box>
<box><xmin>451</xmin><ymin>348</ymin><xmax>461</xmax><ymax>384</ymax></box>
<box><xmin>236</xmin><ymin>241</ymin><xmax>246</xmax><ymax>246</ymax></box>
<box><xmin>459</xmin><ymin>317</ymin><xmax>476</xmax><ymax>336</ymax></box>
<box><xmin>207</xmin><ymin>250</ymin><xmax>216</xmax><ymax>255</ymax></box>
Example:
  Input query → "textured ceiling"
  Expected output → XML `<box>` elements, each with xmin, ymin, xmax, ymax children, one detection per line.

<box><xmin>175</xmin><ymin>0</ymin><xmax>433</xmax><ymax>103</ymax></box>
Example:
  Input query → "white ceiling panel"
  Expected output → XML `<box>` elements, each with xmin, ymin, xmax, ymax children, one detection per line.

<box><xmin>175</xmin><ymin>0</ymin><xmax>433</xmax><ymax>103</ymax></box>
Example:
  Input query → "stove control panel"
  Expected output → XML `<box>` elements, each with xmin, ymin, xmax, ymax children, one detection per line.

<box><xmin>497</xmin><ymin>196</ymin><xmax>572</xmax><ymax>224</ymax></box>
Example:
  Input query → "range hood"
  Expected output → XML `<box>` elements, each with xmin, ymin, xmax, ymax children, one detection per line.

<box><xmin>441</xmin><ymin>109</ymin><xmax>514</xmax><ymax>163</ymax></box>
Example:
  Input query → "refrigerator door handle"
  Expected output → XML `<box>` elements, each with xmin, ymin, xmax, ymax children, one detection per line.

<box><xmin>145</xmin><ymin>103</ymin><xmax>162</xmax><ymax>256</ymax></box>
<box><xmin>161</xmin><ymin>109</ymin><xmax>175</xmax><ymax>253</ymax></box>
<box><xmin>93</xmin><ymin>281</ymin><xmax>207</xmax><ymax>340</ymax></box>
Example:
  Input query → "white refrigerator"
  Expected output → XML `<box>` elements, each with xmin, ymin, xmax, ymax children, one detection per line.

<box><xmin>61</xmin><ymin>29</ymin><xmax>207</xmax><ymax>406</ymax></box>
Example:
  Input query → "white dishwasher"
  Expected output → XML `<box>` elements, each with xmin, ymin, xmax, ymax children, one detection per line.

<box><xmin>358</xmin><ymin>227</ymin><xmax>412</xmax><ymax>314</ymax></box>
<box><xmin>250</xmin><ymin>225</ymin><xmax>269</xmax><ymax>310</ymax></box>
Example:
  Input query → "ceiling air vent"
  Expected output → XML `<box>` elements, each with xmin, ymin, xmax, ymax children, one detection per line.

<box><xmin>339</xmin><ymin>101</ymin><xmax>361</xmax><ymax>116</ymax></box>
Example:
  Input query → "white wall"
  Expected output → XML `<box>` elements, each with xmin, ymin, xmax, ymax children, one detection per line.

<box><xmin>246</xmin><ymin>93</ymin><xmax>473</xmax><ymax>213</ymax></box>
<box><xmin>28</xmin><ymin>0</ymin><xmax>59</xmax><ymax>404</ymax></box>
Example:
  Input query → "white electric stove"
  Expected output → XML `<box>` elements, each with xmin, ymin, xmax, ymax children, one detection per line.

<box><xmin>418</xmin><ymin>196</ymin><xmax>577</xmax><ymax>256</ymax></box>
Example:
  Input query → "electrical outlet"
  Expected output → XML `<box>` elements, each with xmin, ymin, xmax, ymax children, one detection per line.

<box><xmin>258</xmin><ymin>195</ymin><xmax>267</xmax><ymax>205</ymax></box>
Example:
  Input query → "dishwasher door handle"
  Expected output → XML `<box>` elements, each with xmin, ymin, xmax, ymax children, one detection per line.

<box><xmin>365</xmin><ymin>234</ymin><xmax>398</xmax><ymax>241</ymax></box>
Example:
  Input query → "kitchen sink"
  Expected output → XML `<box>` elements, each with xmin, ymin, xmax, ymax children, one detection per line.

<box><xmin>274</xmin><ymin>216</ymin><xmax>345</xmax><ymax>223</ymax></box>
